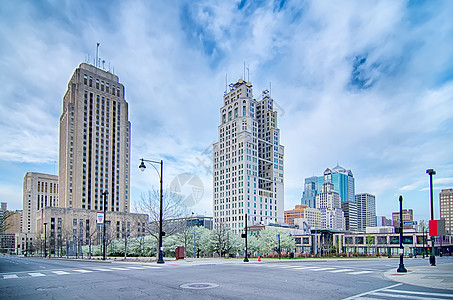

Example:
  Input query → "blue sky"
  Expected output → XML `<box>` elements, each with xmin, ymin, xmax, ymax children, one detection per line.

<box><xmin>1</xmin><ymin>0</ymin><xmax>452</xmax><ymax>223</ymax></box>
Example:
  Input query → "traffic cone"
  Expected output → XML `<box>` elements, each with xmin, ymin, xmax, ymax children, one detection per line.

<box><xmin>258</xmin><ymin>255</ymin><xmax>261</xmax><ymax>262</ymax></box>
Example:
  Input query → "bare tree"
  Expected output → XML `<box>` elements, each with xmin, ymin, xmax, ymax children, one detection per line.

<box><xmin>135</xmin><ymin>188</ymin><xmax>189</xmax><ymax>243</ymax></box>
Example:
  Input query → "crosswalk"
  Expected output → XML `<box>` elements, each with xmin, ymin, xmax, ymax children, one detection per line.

<box><xmin>344</xmin><ymin>283</ymin><xmax>453</xmax><ymax>299</ymax></box>
<box><xmin>246</xmin><ymin>263</ymin><xmax>375</xmax><ymax>275</ymax></box>
<box><xmin>2</xmin><ymin>265</ymin><xmax>162</xmax><ymax>280</ymax></box>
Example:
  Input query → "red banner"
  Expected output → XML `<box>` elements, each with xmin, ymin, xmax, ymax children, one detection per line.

<box><xmin>429</xmin><ymin>220</ymin><xmax>437</xmax><ymax>236</ymax></box>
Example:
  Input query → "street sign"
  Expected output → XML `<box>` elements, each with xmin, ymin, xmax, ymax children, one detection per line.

<box><xmin>403</xmin><ymin>221</ymin><xmax>417</xmax><ymax>226</ymax></box>
<box><xmin>97</xmin><ymin>212</ymin><xmax>105</xmax><ymax>224</ymax></box>
<box><xmin>41</xmin><ymin>233</ymin><xmax>45</xmax><ymax>240</ymax></box>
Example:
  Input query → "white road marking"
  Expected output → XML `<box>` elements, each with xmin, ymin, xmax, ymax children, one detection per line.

<box><xmin>390</xmin><ymin>289</ymin><xmax>453</xmax><ymax>298</ymax></box>
<box><xmin>52</xmin><ymin>271</ymin><xmax>70</xmax><ymax>275</ymax></box>
<box><xmin>91</xmin><ymin>268</ymin><xmax>112</xmax><ymax>272</ymax></box>
<box><xmin>126</xmin><ymin>266</ymin><xmax>145</xmax><ymax>270</ymax></box>
<box><xmin>370</xmin><ymin>291</ymin><xmax>448</xmax><ymax>299</ymax></box>
<box><xmin>73</xmin><ymin>269</ymin><xmax>93</xmax><ymax>273</ymax></box>
<box><xmin>329</xmin><ymin>269</ymin><xmax>354</xmax><ymax>273</ymax></box>
<box><xmin>3</xmin><ymin>274</ymin><xmax>18</xmax><ymax>279</ymax></box>
<box><xmin>347</xmin><ymin>270</ymin><xmax>373</xmax><ymax>275</ymax></box>
<box><xmin>110</xmin><ymin>267</ymin><xmax>129</xmax><ymax>271</ymax></box>
<box><xmin>308</xmin><ymin>267</ymin><xmax>335</xmax><ymax>271</ymax></box>
<box><xmin>292</xmin><ymin>266</ymin><xmax>319</xmax><ymax>270</ymax></box>
<box><xmin>29</xmin><ymin>273</ymin><xmax>46</xmax><ymax>277</ymax></box>
<box><xmin>343</xmin><ymin>283</ymin><xmax>402</xmax><ymax>300</ymax></box>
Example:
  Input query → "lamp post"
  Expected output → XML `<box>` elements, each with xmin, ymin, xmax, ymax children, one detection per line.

<box><xmin>397</xmin><ymin>195</ymin><xmax>407</xmax><ymax>272</ymax></box>
<box><xmin>139</xmin><ymin>158</ymin><xmax>165</xmax><ymax>264</ymax></box>
<box><xmin>191</xmin><ymin>231</ymin><xmax>196</xmax><ymax>258</ymax></box>
<box><xmin>422</xmin><ymin>224</ymin><xmax>426</xmax><ymax>259</ymax></box>
<box><xmin>244</xmin><ymin>213</ymin><xmax>249</xmax><ymax>262</ymax></box>
<box><xmin>44</xmin><ymin>222</ymin><xmax>48</xmax><ymax>258</ymax></box>
<box><xmin>102</xmin><ymin>191</ymin><xmax>108</xmax><ymax>260</ymax></box>
<box><xmin>277</xmin><ymin>234</ymin><xmax>281</xmax><ymax>260</ymax></box>
<box><xmin>426</xmin><ymin>168</ymin><xmax>436</xmax><ymax>266</ymax></box>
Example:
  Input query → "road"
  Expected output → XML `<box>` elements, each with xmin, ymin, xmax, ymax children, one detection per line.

<box><xmin>1</xmin><ymin>255</ymin><xmax>453</xmax><ymax>299</ymax></box>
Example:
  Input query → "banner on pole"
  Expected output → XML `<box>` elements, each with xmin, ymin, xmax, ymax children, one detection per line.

<box><xmin>97</xmin><ymin>212</ymin><xmax>105</xmax><ymax>224</ymax></box>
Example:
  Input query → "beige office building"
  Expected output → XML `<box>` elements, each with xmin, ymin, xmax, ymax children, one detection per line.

<box><xmin>22</xmin><ymin>172</ymin><xmax>58</xmax><ymax>234</ymax></box>
<box><xmin>213</xmin><ymin>79</ymin><xmax>284</xmax><ymax>233</ymax></box>
<box><xmin>440</xmin><ymin>188</ymin><xmax>453</xmax><ymax>234</ymax></box>
<box><xmin>59</xmin><ymin>63</ymin><xmax>131</xmax><ymax>213</ymax></box>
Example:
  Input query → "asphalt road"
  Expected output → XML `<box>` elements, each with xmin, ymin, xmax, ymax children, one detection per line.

<box><xmin>1</xmin><ymin>255</ymin><xmax>453</xmax><ymax>299</ymax></box>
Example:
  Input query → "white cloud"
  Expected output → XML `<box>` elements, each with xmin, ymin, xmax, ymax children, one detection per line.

<box><xmin>0</xmin><ymin>0</ymin><xmax>452</xmax><ymax>222</ymax></box>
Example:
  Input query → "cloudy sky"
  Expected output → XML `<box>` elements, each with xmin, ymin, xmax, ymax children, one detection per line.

<box><xmin>1</xmin><ymin>0</ymin><xmax>452</xmax><ymax>223</ymax></box>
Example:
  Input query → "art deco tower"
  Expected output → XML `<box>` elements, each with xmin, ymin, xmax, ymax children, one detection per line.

<box><xmin>59</xmin><ymin>63</ymin><xmax>131</xmax><ymax>213</ymax></box>
<box><xmin>213</xmin><ymin>79</ymin><xmax>284</xmax><ymax>234</ymax></box>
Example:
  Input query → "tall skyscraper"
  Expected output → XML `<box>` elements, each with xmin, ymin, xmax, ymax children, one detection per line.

<box><xmin>22</xmin><ymin>172</ymin><xmax>58</xmax><ymax>234</ymax></box>
<box><xmin>356</xmin><ymin>193</ymin><xmax>377</xmax><ymax>231</ymax></box>
<box><xmin>213</xmin><ymin>79</ymin><xmax>284</xmax><ymax>233</ymax></box>
<box><xmin>301</xmin><ymin>176</ymin><xmax>317</xmax><ymax>208</ymax></box>
<box><xmin>315</xmin><ymin>182</ymin><xmax>345</xmax><ymax>230</ymax></box>
<box><xmin>440</xmin><ymin>188</ymin><xmax>453</xmax><ymax>234</ymax></box>
<box><xmin>317</xmin><ymin>164</ymin><xmax>355</xmax><ymax>203</ymax></box>
<box><xmin>59</xmin><ymin>63</ymin><xmax>131</xmax><ymax>213</ymax></box>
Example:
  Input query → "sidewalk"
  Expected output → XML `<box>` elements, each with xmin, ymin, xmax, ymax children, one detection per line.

<box><xmin>383</xmin><ymin>262</ymin><xmax>453</xmax><ymax>291</ymax></box>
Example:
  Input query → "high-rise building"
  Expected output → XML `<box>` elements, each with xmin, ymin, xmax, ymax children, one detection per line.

<box><xmin>213</xmin><ymin>79</ymin><xmax>284</xmax><ymax>233</ymax></box>
<box><xmin>315</xmin><ymin>182</ymin><xmax>345</xmax><ymax>230</ymax></box>
<box><xmin>301</xmin><ymin>176</ymin><xmax>317</xmax><ymax>208</ymax></box>
<box><xmin>341</xmin><ymin>201</ymin><xmax>358</xmax><ymax>231</ymax></box>
<box><xmin>356</xmin><ymin>193</ymin><xmax>376</xmax><ymax>231</ymax></box>
<box><xmin>59</xmin><ymin>63</ymin><xmax>131</xmax><ymax>213</ymax></box>
<box><xmin>22</xmin><ymin>172</ymin><xmax>58</xmax><ymax>234</ymax></box>
<box><xmin>284</xmin><ymin>205</ymin><xmax>308</xmax><ymax>225</ymax></box>
<box><xmin>317</xmin><ymin>164</ymin><xmax>355</xmax><ymax>203</ymax></box>
<box><xmin>392</xmin><ymin>208</ymin><xmax>413</xmax><ymax>229</ymax></box>
<box><xmin>440</xmin><ymin>188</ymin><xmax>453</xmax><ymax>234</ymax></box>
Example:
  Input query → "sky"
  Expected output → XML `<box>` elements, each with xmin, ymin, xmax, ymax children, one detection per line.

<box><xmin>1</xmin><ymin>0</ymin><xmax>452</xmax><ymax>223</ymax></box>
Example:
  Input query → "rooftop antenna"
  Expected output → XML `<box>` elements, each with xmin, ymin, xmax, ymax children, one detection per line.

<box><xmin>95</xmin><ymin>42</ymin><xmax>100</xmax><ymax>67</ymax></box>
<box><xmin>243</xmin><ymin>61</ymin><xmax>245</xmax><ymax>80</ymax></box>
<box><xmin>225</xmin><ymin>73</ymin><xmax>228</xmax><ymax>93</ymax></box>
<box><xmin>102</xmin><ymin>60</ymin><xmax>105</xmax><ymax>69</ymax></box>
<box><xmin>269</xmin><ymin>82</ymin><xmax>272</xmax><ymax>97</ymax></box>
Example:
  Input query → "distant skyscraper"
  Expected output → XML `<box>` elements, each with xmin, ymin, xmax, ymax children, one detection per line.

<box><xmin>356</xmin><ymin>193</ymin><xmax>377</xmax><ymax>231</ymax></box>
<box><xmin>22</xmin><ymin>172</ymin><xmax>58</xmax><ymax>234</ymax></box>
<box><xmin>316</xmin><ymin>182</ymin><xmax>345</xmax><ymax>230</ymax></box>
<box><xmin>213</xmin><ymin>79</ymin><xmax>284</xmax><ymax>233</ymax></box>
<box><xmin>301</xmin><ymin>176</ymin><xmax>317</xmax><ymax>208</ymax></box>
<box><xmin>341</xmin><ymin>201</ymin><xmax>358</xmax><ymax>231</ymax></box>
<box><xmin>59</xmin><ymin>63</ymin><xmax>131</xmax><ymax>212</ymax></box>
<box><xmin>392</xmin><ymin>208</ymin><xmax>413</xmax><ymax>229</ymax></box>
<box><xmin>440</xmin><ymin>189</ymin><xmax>453</xmax><ymax>234</ymax></box>
<box><xmin>317</xmin><ymin>164</ymin><xmax>355</xmax><ymax>203</ymax></box>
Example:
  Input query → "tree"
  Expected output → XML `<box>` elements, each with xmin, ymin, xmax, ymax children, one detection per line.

<box><xmin>256</xmin><ymin>228</ymin><xmax>295</xmax><ymax>255</ymax></box>
<box><xmin>209</xmin><ymin>224</ymin><xmax>242</xmax><ymax>257</ymax></box>
<box><xmin>135</xmin><ymin>188</ymin><xmax>189</xmax><ymax>256</ymax></box>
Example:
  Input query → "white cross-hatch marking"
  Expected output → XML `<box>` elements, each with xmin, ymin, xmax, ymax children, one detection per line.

<box><xmin>369</xmin><ymin>291</ymin><xmax>450</xmax><ymax>299</ymax></box>
<box><xmin>73</xmin><ymin>269</ymin><xmax>93</xmax><ymax>273</ymax></box>
<box><xmin>347</xmin><ymin>270</ymin><xmax>373</xmax><ymax>275</ymax></box>
<box><xmin>329</xmin><ymin>269</ymin><xmax>354</xmax><ymax>273</ymax></box>
<box><xmin>29</xmin><ymin>273</ymin><xmax>46</xmax><ymax>277</ymax></box>
<box><xmin>308</xmin><ymin>267</ymin><xmax>335</xmax><ymax>271</ymax></box>
<box><xmin>52</xmin><ymin>271</ymin><xmax>70</xmax><ymax>275</ymax></box>
<box><xmin>3</xmin><ymin>274</ymin><xmax>18</xmax><ymax>279</ymax></box>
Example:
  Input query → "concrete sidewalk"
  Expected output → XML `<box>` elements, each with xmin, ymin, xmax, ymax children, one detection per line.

<box><xmin>384</xmin><ymin>262</ymin><xmax>453</xmax><ymax>291</ymax></box>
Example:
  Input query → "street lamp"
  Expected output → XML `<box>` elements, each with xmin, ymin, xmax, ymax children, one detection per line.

<box><xmin>243</xmin><ymin>213</ymin><xmax>249</xmax><ymax>262</ymax></box>
<box><xmin>102</xmin><ymin>191</ymin><xmax>108</xmax><ymax>260</ymax></box>
<box><xmin>426</xmin><ymin>168</ymin><xmax>436</xmax><ymax>266</ymax></box>
<box><xmin>191</xmin><ymin>231</ymin><xmax>196</xmax><ymax>258</ymax></box>
<box><xmin>44</xmin><ymin>222</ymin><xmax>48</xmax><ymax>258</ymax></box>
<box><xmin>397</xmin><ymin>195</ymin><xmax>407</xmax><ymax>272</ymax></box>
<box><xmin>139</xmin><ymin>158</ymin><xmax>165</xmax><ymax>264</ymax></box>
<box><xmin>277</xmin><ymin>233</ymin><xmax>281</xmax><ymax>260</ymax></box>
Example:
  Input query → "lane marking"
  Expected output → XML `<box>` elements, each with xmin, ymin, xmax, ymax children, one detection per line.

<box><xmin>91</xmin><ymin>268</ymin><xmax>112</xmax><ymax>272</ymax></box>
<box><xmin>52</xmin><ymin>271</ymin><xmax>70</xmax><ymax>275</ymax></box>
<box><xmin>29</xmin><ymin>273</ymin><xmax>46</xmax><ymax>277</ymax></box>
<box><xmin>110</xmin><ymin>267</ymin><xmax>129</xmax><ymax>271</ymax></box>
<box><xmin>292</xmin><ymin>266</ymin><xmax>318</xmax><ymax>270</ymax></box>
<box><xmin>343</xmin><ymin>283</ymin><xmax>402</xmax><ymax>300</ymax></box>
<box><xmin>73</xmin><ymin>269</ymin><xmax>93</xmax><ymax>273</ymax></box>
<box><xmin>390</xmin><ymin>289</ymin><xmax>453</xmax><ymax>298</ymax></box>
<box><xmin>370</xmin><ymin>291</ymin><xmax>448</xmax><ymax>300</ymax></box>
<box><xmin>4</xmin><ymin>274</ymin><xmax>18</xmax><ymax>279</ymax></box>
<box><xmin>329</xmin><ymin>269</ymin><xmax>354</xmax><ymax>273</ymax></box>
<box><xmin>308</xmin><ymin>267</ymin><xmax>335</xmax><ymax>271</ymax></box>
<box><xmin>347</xmin><ymin>270</ymin><xmax>373</xmax><ymax>275</ymax></box>
<box><xmin>126</xmin><ymin>267</ymin><xmax>145</xmax><ymax>270</ymax></box>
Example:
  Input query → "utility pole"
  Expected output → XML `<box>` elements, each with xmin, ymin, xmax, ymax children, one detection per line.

<box><xmin>102</xmin><ymin>191</ymin><xmax>108</xmax><ymax>260</ymax></box>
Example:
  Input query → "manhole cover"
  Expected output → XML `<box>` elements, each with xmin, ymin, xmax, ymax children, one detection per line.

<box><xmin>180</xmin><ymin>283</ymin><xmax>219</xmax><ymax>290</ymax></box>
